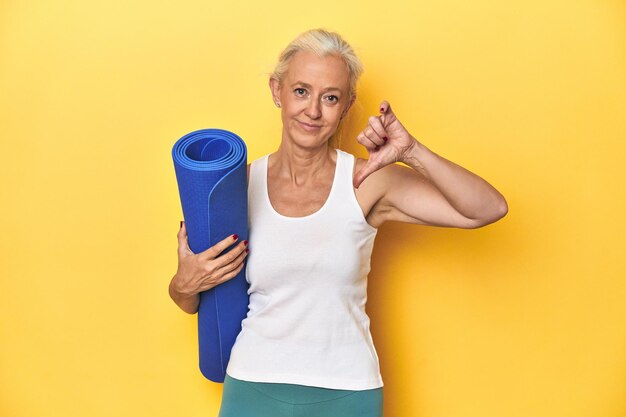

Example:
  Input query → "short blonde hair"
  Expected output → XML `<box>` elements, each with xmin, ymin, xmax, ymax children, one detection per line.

<box><xmin>272</xmin><ymin>29</ymin><xmax>363</xmax><ymax>99</ymax></box>
<box><xmin>271</xmin><ymin>29</ymin><xmax>364</xmax><ymax>147</ymax></box>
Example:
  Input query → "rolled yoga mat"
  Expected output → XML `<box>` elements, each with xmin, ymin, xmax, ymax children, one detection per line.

<box><xmin>172</xmin><ymin>128</ymin><xmax>250</xmax><ymax>383</ymax></box>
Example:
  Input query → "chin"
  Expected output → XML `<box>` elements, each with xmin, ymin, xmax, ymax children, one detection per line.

<box><xmin>286</xmin><ymin>129</ymin><xmax>330</xmax><ymax>148</ymax></box>
<box><xmin>293</xmin><ymin>135</ymin><xmax>330</xmax><ymax>149</ymax></box>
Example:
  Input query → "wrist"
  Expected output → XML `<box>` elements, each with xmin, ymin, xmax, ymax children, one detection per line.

<box><xmin>401</xmin><ymin>137</ymin><xmax>429</xmax><ymax>171</ymax></box>
<box><xmin>169</xmin><ymin>274</ymin><xmax>191</xmax><ymax>298</ymax></box>
<box><xmin>169</xmin><ymin>274</ymin><xmax>200</xmax><ymax>314</ymax></box>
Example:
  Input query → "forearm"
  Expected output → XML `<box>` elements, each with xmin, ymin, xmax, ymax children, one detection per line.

<box><xmin>169</xmin><ymin>276</ymin><xmax>200</xmax><ymax>314</ymax></box>
<box><xmin>403</xmin><ymin>139</ymin><xmax>508</xmax><ymax>223</ymax></box>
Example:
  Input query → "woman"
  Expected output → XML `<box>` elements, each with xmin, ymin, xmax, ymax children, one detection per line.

<box><xmin>169</xmin><ymin>29</ymin><xmax>507</xmax><ymax>417</ymax></box>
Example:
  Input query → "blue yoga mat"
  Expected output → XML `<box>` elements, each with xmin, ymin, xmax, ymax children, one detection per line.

<box><xmin>172</xmin><ymin>128</ymin><xmax>250</xmax><ymax>383</ymax></box>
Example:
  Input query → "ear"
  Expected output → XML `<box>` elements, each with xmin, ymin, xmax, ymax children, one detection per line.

<box><xmin>269</xmin><ymin>77</ymin><xmax>281</xmax><ymax>106</ymax></box>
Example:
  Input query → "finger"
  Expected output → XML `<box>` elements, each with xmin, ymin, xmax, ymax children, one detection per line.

<box><xmin>213</xmin><ymin>247</ymin><xmax>248</xmax><ymax>279</ymax></box>
<box><xmin>200</xmin><ymin>233</ymin><xmax>241</xmax><ymax>260</ymax></box>
<box><xmin>207</xmin><ymin>239</ymin><xmax>248</xmax><ymax>269</ymax></box>
<box><xmin>353</xmin><ymin>158</ymin><xmax>381</xmax><ymax>189</ymax></box>
<box><xmin>363</xmin><ymin>127</ymin><xmax>384</xmax><ymax>147</ymax></box>
<box><xmin>212</xmin><ymin>240</ymin><xmax>248</xmax><ymax>268</ymax></box>
<box><xmin>365</xmin><ymin>116</ymin><xmax>388</xmax><ymax>145</ymax></box>
<box><xmin>215</xmin><ymin>262</ymin><xmax>246</xmax><ymax>288</ymax></box>
<box><xmin>177</xmin><ymin>220</ymin><xmax>194</xmax><ymax>257</ymax></box>
<box><xmin>379</xmin><ymin>100</ymin><xmax>393</xmax><ymax>125</ymax></box>
<box><xmin>199</xmin><ymin>259</ymin><xmax>246</xmax><ymax>292</ymax></box>
<box><xmin>379</xmin><ymin>100</ymin><xmax>392</xmax><ymax>115</ymax></box>
<box><xmin>363</xmin><ymin>125</ymin><xmax>384</xmax><ymax>147</ymax></box>
<box><xmin>356</xmin><ymin>132</ymin><xmax>379</xmax><ymax>152</ymax></box>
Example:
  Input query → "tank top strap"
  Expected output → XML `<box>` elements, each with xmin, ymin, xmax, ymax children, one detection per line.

<box><xmin>332</xmin><ymin>148</ymin><xmax>356</xmax><ymax>199</ymax></box>
<box><xmin>247</xmin><ymin>154</ymin><xmax>269</xmax><ymax>206</ymax></box>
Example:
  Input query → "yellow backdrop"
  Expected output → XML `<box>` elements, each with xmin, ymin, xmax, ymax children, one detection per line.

<box><xmin>1</xmin><ymin>1</ymin><xmax>625</xmax><ymax>416</ymax></box>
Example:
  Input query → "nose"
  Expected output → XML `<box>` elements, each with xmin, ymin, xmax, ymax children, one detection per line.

<box><xmin>304</xmin><ymin>97</ymin><xmax>322</xmax><ymax>120</ymax></box>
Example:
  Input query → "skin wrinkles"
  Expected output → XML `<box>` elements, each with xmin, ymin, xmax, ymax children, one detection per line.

<box><xmin>171</xmin><ymin>35</ymin><xmax>507</xmax><ymax>317</ymax></box>
<box><xmin>262</xmin><ymin>51</ymin><xmax>356</xmax><ymax>218</ymax></box>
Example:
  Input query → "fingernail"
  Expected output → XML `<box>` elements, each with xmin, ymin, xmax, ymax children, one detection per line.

<box><xmin>375</xmin><ymin>145</ymin><xmax>380</xmax><ymax>151</ymax></box>
<box><xmin>245</xmin><ymin>248</ymin><xmax>249</xmax><ymax>253</ymax></box>
<box><xmin>243</xmin><ymin>240</ymin><xmax>248</xmax><ymax>246</ymax></box>
<box><xmin>383</xmin><ymin>137</ymin><xmax>388</xmax><ymax>142</ymax></box>
<box><xmin>180</xmin><ymin>220</ymin><xmax>183</xmax><ymax>229</ymax></box>
<box><xmin>233</xmin><ymin>234</ymin><xmax>238</xmax><ymax>240</ymax></box>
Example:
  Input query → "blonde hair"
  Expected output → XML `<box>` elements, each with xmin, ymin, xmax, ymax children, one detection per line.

<box><xmin>271</xmin><ymin>29</ymin><xmax>364</xmax><ymax>147</ymax></box>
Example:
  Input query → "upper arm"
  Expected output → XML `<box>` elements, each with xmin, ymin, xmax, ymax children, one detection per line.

<box><xmin>363</xmin><ymin>160</ymin><xmax>483</xmax><ymax>229</ymax></box>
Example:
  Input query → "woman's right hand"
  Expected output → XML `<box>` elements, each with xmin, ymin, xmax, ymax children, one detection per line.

<box><xmin>171</xmin><ymin>221</ymin><xmax>249</xmax><ymax>298</ymax></box>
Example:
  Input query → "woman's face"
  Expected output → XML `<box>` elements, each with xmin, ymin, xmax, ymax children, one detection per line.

<box><xmin>270</xmin><ymin>51</ymin><xmax>353</xmax><ymax>149</ymax></box>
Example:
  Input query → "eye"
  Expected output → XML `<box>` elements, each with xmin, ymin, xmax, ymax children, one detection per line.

<box><xmin>294</xmin><ymin>88</ymin><xmax>307</xmax><ymax>96</ymax></box>
<box><xmin>326</xmin><ymin>95</ymin><xmax>338</xmax><ymax>102</ymax></box>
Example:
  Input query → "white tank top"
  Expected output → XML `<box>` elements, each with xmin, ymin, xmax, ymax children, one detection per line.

<box><xmin>225</xmin><ymin>148</ymin><xmax>383</xmax><ymax>390</ymax></box>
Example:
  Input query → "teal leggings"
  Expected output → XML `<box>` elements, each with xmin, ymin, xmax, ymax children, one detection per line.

<box><xmin>218</xmin><ymin>374</ymin><xmax>383</xmax><ymax>417</ymax></box>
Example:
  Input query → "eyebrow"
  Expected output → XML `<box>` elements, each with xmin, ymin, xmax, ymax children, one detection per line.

<box><xmin>290</xmin><ymin>81</ymin><xmax>342</xmax><ymax>93</ymax></box>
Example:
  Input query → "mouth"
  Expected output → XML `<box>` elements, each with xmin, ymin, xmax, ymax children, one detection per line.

<box><xmin>296</xmin><ymin>120</ymin><xmax>323</xmax><ymax>131</ymax></box>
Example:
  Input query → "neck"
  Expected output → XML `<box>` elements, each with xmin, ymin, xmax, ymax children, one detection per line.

<box><xmin>272</xmin><ymin>140</ymin><xmax>335</xmax><ymax>187</ymax></box>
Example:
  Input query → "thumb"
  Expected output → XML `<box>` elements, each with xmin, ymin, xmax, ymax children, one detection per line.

<box><xmin>177</xmin><ymin>220</ymin><xmax>194</xmax><ymax>257</ymax></box>
<box><xmin>353</xmin><ymin>158</ymin><xmax>380</xmax><ymax>189</ymax></box>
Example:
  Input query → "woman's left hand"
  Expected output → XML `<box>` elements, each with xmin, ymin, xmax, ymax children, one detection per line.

<box><xmin>353</xmin><ymin>100</ymin><xmax>419</xmax><ymax>188</ymax></box>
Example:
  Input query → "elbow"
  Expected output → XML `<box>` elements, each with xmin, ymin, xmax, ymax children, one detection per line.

<box><xmin>495</xmin><ymin>196</ymin><xmax>508</xmax><ymax>220</ymax></box>
<box><xmin>484</xmin><ymin>195</ymin><xmax>509</xmax><ymax>226</ymax></box>
<box><xmin>467</xmin><ymin>196</ymin><xmax>508</xmax><ymax>229</ymax></box>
